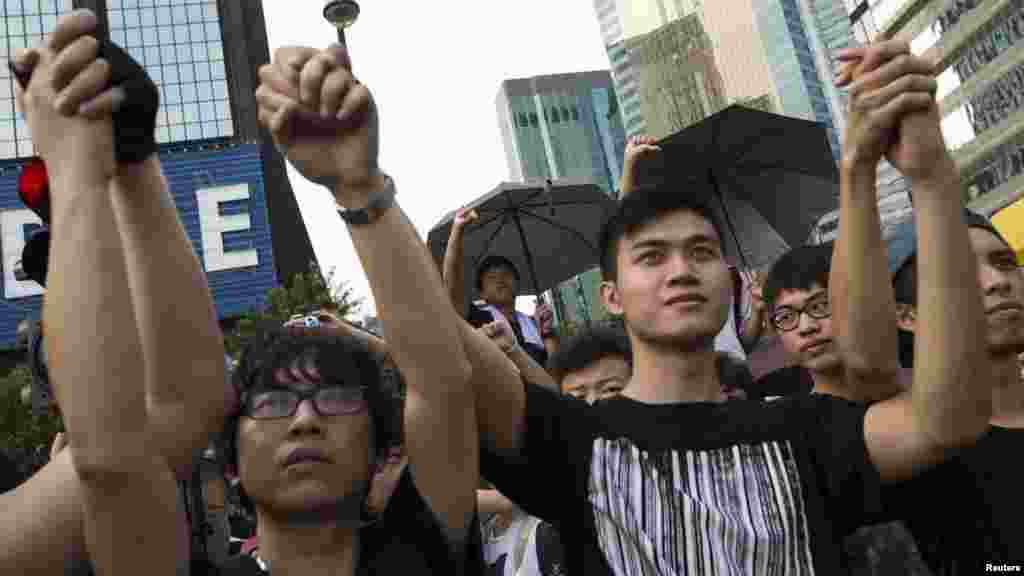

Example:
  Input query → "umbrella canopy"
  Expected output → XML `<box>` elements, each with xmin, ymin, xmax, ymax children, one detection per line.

<box><xmin>427</xmin><ymin>178</ymin><xmax>616</xmax><ymax>299</ymax></box>
<box><xmin>634</xmin><ymin>104</ymin><xmax>839</xmax><ymax>270</ymax></box>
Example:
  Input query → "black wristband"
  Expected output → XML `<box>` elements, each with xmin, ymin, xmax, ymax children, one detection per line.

<box><xmin>100</xmin><ymin>41</ymin><xmax>159</xmax><ymax>164</ymax></box>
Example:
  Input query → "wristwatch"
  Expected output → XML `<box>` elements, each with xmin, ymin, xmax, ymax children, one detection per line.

<box><xmin>337</xmin><ymin>175</ymin><xmax>396</xmax><ymax>226</ymax></box>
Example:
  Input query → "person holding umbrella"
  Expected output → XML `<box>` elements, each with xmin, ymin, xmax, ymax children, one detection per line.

<box><xmin>443</xmin><ymin>207</ymin><xmax>558</xmax><ymax>367</ymax></box>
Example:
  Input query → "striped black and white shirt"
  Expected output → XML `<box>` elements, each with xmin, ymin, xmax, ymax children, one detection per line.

<box><xmin>482</xmin><ymin>382</ymin><xmax>889</xmax><ymax>575</ymax></box>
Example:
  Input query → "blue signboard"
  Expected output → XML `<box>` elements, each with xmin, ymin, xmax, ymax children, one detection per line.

<box><xmin>0</xmin><ymin>143</ymin><xmax>279</xmax><ymax>348</ymax></box>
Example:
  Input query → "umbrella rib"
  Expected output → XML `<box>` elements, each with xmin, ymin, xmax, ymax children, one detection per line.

<box><xmin>732</xmin><ymin>160</ymin><xmax>837</xmax><ymax>182</ymax></box>
<box><xmin>505</xmin><ymin>192</ymin><xmax>543</xmax><ymax>295</ymax></box>
<box><xmin>517</xmin><ymin>199</ymin><xmax>613</xmax><ymax>210</ymax></box>
<box><xmin>517</xmin><ymin>209</ymin><xmax>600</xmax><ymax>254</ymax></box>
<box><xmin>470</xmin><ymin>212</ymin><xmax>512</xmax><ymax>270</ymax></box>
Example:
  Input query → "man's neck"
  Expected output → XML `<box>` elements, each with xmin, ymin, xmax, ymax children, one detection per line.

<box><xmin>625</xmin><ymin>338</ymin><xmax>724</xmax><ymax>404</ymax></box>
<box><xmin>991</xmin><ymin>353</ymin><xmax>1024</xmax><ymax>427</ymax></box>
<box><xmin>256</xmin><ymin>513</ymin><xmax>359</xmax><ymax>576</ymax></box>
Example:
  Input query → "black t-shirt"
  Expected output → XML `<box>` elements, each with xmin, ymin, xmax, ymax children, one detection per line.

<box><xmin>219</xmin><ymin>466</ymin><xmax>484</xmax><ymax>575</ymax></box>
<box><xmin>467</xmin><ymin>305</ymin><xmax>548</xmax><ymax>367</ymax></box>
<box><xmin>746</xmin><ymin>366</ymin><xmax>814</xmax><ymax>400</ymax></box>
<box><xmin>481</xmin><ymin>381</ymin><xmax>888</xmax><ymax>575</ymax></box>
<box><xmin>886</xmin><ymin>426</ymin><xmax>1024</xmax><ymax>575</ymax></box>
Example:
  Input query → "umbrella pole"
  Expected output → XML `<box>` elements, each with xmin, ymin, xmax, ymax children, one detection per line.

<box><xmin>709</xmin><ymin>170</ymin><xmax>751</xmax><ymax>271</ymax></box>
<box><xmin>508</xmin><ymin>201</ymin><xmax>544</xmax><ymax>297</ymax></box>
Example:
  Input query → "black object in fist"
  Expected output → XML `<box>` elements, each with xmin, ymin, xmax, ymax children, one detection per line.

<box><xmin>100</xmin><ymin>40</ymin><xmax>159</xmax><ymax>164</ymax></box>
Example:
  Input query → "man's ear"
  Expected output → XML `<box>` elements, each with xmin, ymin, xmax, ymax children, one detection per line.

<box><xmin>895</xmin><ymin>303</ymin><xmax>917</xmax><ymax>333</ymax></box>
<box><xmin>601</xmin><ymin>280</ymin><xmax>623</xmax><ymax>316</ymax></box>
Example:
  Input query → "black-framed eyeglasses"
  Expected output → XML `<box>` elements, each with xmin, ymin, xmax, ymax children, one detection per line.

<box><xmin>242</xmin><ymin>386</ymin><xmax>368</xmax><ymax>420</ymax></box>
<box><xmin>770</xmin><ymin>295</ymin><xmax>831</xmax><ymax>332</ymax></box>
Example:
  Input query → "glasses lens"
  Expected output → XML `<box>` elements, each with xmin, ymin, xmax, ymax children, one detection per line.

<box><xmin>316</xmin><ymin>386</ymin><xmax>367</xmax><ymax>415</ymax></box>
<box><xmin>248</xmin><ymin>389</ymin><xmax>297</xmax><ymax>419</ymax></box>
<box><xmin>772</xmin><ymin>310</ymin><xmax>797</xmax><ymax>331</ymax></box>
<box><xmin>808</xmin><ymin>299</ymin><xmax>830</xmax><ymax>318</ymax></box>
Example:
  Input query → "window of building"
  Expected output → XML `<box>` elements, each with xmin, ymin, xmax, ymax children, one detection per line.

<box><xmin>551</xmin><ymin>107</ymin><xmax>560</xmax><ymax>123</ymax></box>
<box><xmin>561</xmin><ymin>106</ymin><xmax>571</xmax><ymax>122</ymax></box>
<box><xmin>107</xmin><ymin>0</ymin><xmax>232</xmax><ymax>146</ymax></box>
<box><xmin>1</xmin><ymin>0</ymin><xmax>74</xmax><ymax>160</ymax></box>
<box><xmin>529</xmin><ymin>112</ymin><xmax>538</xmax><ymax>126</ymax></box>
<box><xmin>571</xmin><ymin>106</ymin><xmax>580</xmax><ymax>121</ymax></box>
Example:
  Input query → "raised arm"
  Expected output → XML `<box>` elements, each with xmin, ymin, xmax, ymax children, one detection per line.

<box><xmin>18</xmin><ymin>12</ymin><xmax>184</xmax><ymax>575</ymax></box>
<box><xmin>619</xmin><ymin>135</ymin><xmax>660</xmax><ymax>197</ymax></box>
<box><xmin>835</xmin><ymin>42</ymin><xmax>991</xmax><ymax>482</ymax></box>
<box><xmin>443</xmin><ymin>208</ymin><xmax>477</xmax><ymax>314</ymax></box>
<box><xmin>830</xmin><ymin>43</ymin><xmax>903</xmax><ymax>402</ymax></box>
<box><xmin>256</xmin><ymin>45</ymin><xmax>477</xmax><ymax>540</ymax></box>
<box><xmin>108</xmin><ymin>157</ymin><xmax>226</xmax><ymax>476</ymax></box>
<box><xmin>738</xmin><ymin>271</ymin><xmax>767</xmax><ymax>354</ymax></box>
<box><xmin>480</xmin><ymin>318</ymin><xmax>559</xmax><ymax>393</ymax></box>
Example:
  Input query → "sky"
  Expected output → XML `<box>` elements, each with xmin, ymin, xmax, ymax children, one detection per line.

<box><xmin>260</xmin><ymin>0</ymin><xmax>611</xmax><ymax>318</ymax></box>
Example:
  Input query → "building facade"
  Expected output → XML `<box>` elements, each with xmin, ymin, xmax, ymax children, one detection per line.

<box><xmin>592</xmin><ymin>0</ymin><xmax>847</xmax><ymax>160</ymax></box>
<box><xmin>844</xmin><ymin>0</ymin><xmax>1024</xmax><ymax>219</ymax></box>
<box><xmin>0</xmin><ymin>0</ymin><xmax>314</xmax><ymax>349</ymax></box>
<box><xmin>496</xmin><ymin>71</ymin><xmax>627</xmax><ymax>328</ymax></box>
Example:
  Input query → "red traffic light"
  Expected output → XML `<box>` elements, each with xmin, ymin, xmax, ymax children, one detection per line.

<box><xmin>17</xmin><ymin>157</ymin><xmax>50</xmax><ymax>223</ymax></box>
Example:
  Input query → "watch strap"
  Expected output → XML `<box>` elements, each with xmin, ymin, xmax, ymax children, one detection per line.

<box><xmin>337</xmin><ymin>176</ymin><xmax>396</xmax><ymax>226</ymax></box>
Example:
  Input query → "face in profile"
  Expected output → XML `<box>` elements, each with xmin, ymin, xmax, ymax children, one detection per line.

<box><xmin>771</xmin><ymin>284</ymin><xmax>841</xmax><ymax>374</ymax></box>
<box><xmin>970</xmin><ymin>228</ymin><xmax>1024</xmax><ymax>356</ymax></box>
<box><xmin>236</xmin><ymin>358</ymin><xmax>374</xmax><ymax>521</ymax></box>
<box><xmin>479</xmin><ymin>264</ymin><xmax>518</xmax><ymax>306</ymax></box>
<box><xmin>603</xmin><ymin>209</ymin><xmax>731</xmax><ymax>349</ymax></box>
<box><xmin>561</xmin><ymin>355</ymin><xmax>631</xmax><ymax>404</ymax></box>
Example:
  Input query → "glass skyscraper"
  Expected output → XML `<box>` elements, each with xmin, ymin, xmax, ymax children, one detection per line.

<box><xmin>496</xmin><ymin>71</ymin><xmax>627</xmax><ymax>328</ymax></box>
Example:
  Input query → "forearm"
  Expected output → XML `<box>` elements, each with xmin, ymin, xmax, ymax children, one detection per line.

<box><xmin>911</xmin><ymin>159</ymin><xmax>990</xmax><ymax>444</ymax></box>
<box><xmin>79</xmin><ymin>453</ymin><xmax>185</xmax><ymax>576</ymax></box>
<box><xmin>543</xmin><ymin>335</ymin><xmax>559</xmax><ymax>358</ymax></box>
<box><xmin>509</xmin><ymin>346</ymin><xmax>559</xmax><ymax>393</ymax></box>
<box><xmin>457</xmin><ymin>317</ymin><xmax>526</xmax><ymax>456</ymax></box>
<box><xmin>45</xmin><ymin>177</ymin><xmax>149</xmax><ymax>475</ymax></box>
<box><xmin>620</xmin><ymin>162</ymin><xmax>637</xmax><ymax>197</ymax></box>
<box><xmin>442</xmin><ymin>227</ymin><xmax>468</xmax><ymax>313</ymax></box>
<box><xmin>109</xmin><ymin>157</ymin><xmax>227</xmax><ymax>474</ymax></box>
<box><xmin>0</xmin><ymin>451</ymin><xmax>87</xmax><ymax>575</ymax></box>
<box><xmin>834</xmin><ymin>161</ymin><xmax>901</xmax><ymax>400</ymax></box>
<box><xmin>343</xmin><ymin>192</ymin><xmax>476</xmax><ymax>533</ymax></box>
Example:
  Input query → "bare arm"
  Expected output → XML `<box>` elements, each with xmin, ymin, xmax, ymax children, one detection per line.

<box><xmin>832</xmin><ymin>160</ymin><xmax>902</xmax><ymax>402</ymax></box>
<box><xmin>866</xmin><ymin>158</ymin><xmax>990</xmax><ymax>482</ymax></box>
<box><xmin>346</xmin><ymin>200</ymin><xmax>478</xmax><ymax>537</ymax></box>
<box><xmin>442</xmin><ymin>210</ymin><xmax>475</xmax><ymax>315</ymax></box>
<box><xmin>480</xmin><ymin>318</ymin><xmax>559</xmax><ymax>393</ymax></box>
<box><xmin>109</xmin><ymin>154</ymin><xmax>227</xmax><ymax>473</ymax></box>
<box><xmin>0</xmin><ymin>451</ymin><xmax>86</xmax><ymax>575</ymax></box>
<box><xmin>833</xmin><ymin>43</ymin><xmax>992</xmax><ymax>482</ymax></box>
<box><xmin>109</xmin><ymin>156</ymin><xmax>227</xmax><ymax>476</ymax></box>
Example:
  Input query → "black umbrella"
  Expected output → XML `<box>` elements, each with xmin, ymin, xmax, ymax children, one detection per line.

<box><xmin>427</xmin><ymin>178</ymin><xmax>616</xmax><ymax>301</ymax></box>
<box><xmin>634</xmin><ymin>104</ymin><xmax>839</xmax><ymax>269</ymax></box>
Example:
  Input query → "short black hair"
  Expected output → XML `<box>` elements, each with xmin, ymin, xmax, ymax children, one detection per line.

<box><xmin>547</xmin><ymin>325</ymin><xmax>632</xmax><ymax>385</ymax></box>
<box><xmin>599</xmin><ymin>185</ymin><xmax>724</xmax><ymax>282</ymax></box>
<box><xmin>476</xmin><ymin>255</ymin><xmax>520</xmax><ymax>292</ymax></box>
<box><xmin>763</xmin><ymin>244</ymin><xmax>833</xmax><ymax>308</ymax></box>
<box><xmin>221</xmin><ymin>325</ymin><xmax>401</xmax><ymax>513</ymax></box>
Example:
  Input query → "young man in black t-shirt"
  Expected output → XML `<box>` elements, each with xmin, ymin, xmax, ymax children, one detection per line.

<box><xmin>252</xmin><ymin>43</ymin><xmax>484</xmax><ymax>576</ymax></box>
<box><xmin>761</xmin><ymin>244</ymin><xmax>931</xmax><ymax>575</ymax></box>
<box><xmin>217</xmin><ymin>324</ymin><xmax>482</xmax><ymax>576</ymax></box>
<box><xmin>870</xmin><ymin>213</ymin><xmax>1024</xmax><ymax>574</ymax></box>
<box><xmin>462</xmin><ymin>40</ymin><xmax>994</xmax><ymax>575</ymax></box>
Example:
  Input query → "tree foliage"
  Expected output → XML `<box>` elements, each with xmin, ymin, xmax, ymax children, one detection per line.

<box><xmin>224</xmin><ymin>261</ymin><xmax>363</xmax><ymax>358</ymax></box>
<box><xmin>0</xmin><ymin>364</ymin><xmax>62</xmax><ymax>479</ymax></box>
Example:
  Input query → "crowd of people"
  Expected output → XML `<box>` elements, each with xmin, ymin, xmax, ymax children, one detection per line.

<box><xmin>1</xmin><ymin>9</ymin><xmax>1021</xmax><ymax>576</ymax></box>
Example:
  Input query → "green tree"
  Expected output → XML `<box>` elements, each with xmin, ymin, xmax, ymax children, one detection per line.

<box><xmin>224</xmin><ymin>261</ymin><xmax>363</xmax><ymax>358</ymax></box>
<box><xmin>0</xmin><ymin>364</ymin><xmax>62</xmax><ymax>478</ymax></box>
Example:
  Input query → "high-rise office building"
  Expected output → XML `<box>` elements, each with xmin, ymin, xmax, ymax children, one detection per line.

<box><xmin>496</xmin><ymin>71</ymin><xmax>627</xmax><ymax>328</ymax></box>
<box><xmin>0</xmin><ymin>0</ymin><xmax>314</xmax><ymax>349</ymax></box>
<box><xmin>824</xmin><ymin>0</ymin><xmax>1024</xmax><ymax>241</ymax></box>
<box><xmin>593</xmin><ymin>0</ymin><xmax>847</xmax><ymax>160</ymax></box>
<box><xmin>497</xmin><ymin>71</ymin><xmax>627</xmax><ymax>197</ymax></box>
